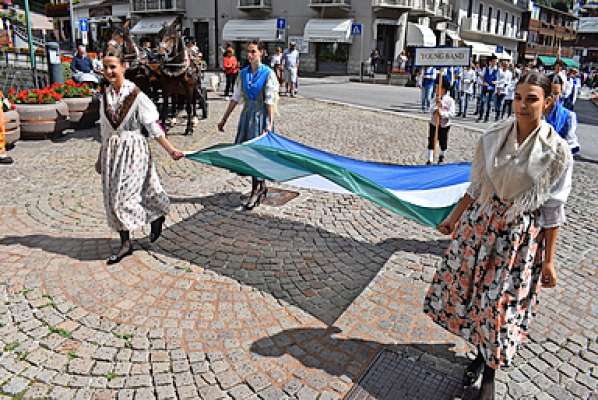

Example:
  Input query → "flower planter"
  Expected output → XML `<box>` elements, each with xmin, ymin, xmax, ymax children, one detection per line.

<box><xmin>62</xmin><ymin>97</ymin><xmax>99</xmax><ymax>129</ymax></box>
<box><xmin>3</xmin><ymin>110</ymin><xmax>20</xmax><ymax>145</ymax></box>
<box><xmin>16</xmin><ymin>101</ymin><xmax>69</xmax><ymax>140</ymax></box>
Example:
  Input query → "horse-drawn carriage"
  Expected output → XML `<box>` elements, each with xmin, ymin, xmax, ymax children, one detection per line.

<box><xmin>113</xmin><ymin>22</ymin><xmax>208</xmax><ymax>135</ymax></box>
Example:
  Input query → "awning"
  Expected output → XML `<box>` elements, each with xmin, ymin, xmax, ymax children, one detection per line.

<box><xmin>130</xmin><ymin>16</ymin><xmax>177</xmax><ymax>35</ymax></box>
<box><xmin>222</xmin><ymin>19</ymin><xmax>279</xmax><ymax>42</ymax></box>
<box><xmin>446</xmin><ymin>30</ymin><xmax>461</xmax><ymax>42</ymax></box>
<box><xmin>406</xmin><ymin>23</ymin><xmax>437</xmax><ymax>47</ymax></box>
<box><xmin>561</xmin><ymin>57</ymin><xmax>580</xmax><ymax>68</ymax></box>
<box><xmin>537</xmin><ymin>55</ymin><xmax>557</xmax><ymax>66</ymax></box>
<box><xmin>303</xmin><ymin>19</ymin><xmax>353</xmax><ymax>43</ymax></box>
<box><xmin>464</xmin><ymin>40</ymin><xmax>494</xmax><ymax>57</ymax></box>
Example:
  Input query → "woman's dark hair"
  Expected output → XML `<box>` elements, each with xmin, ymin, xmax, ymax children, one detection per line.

<box><xmin>516</xmin><ymin>71</ymin><xmax>552</xmax><ymax>98</ymax></box>
<box><xmin>104</xmin><ymin>43</ymin><xmax>126</xmax><ymax>64</ymax></box>
<box><xmin>247</xmin><ymin>40</ymin><xmax>266</xmax><ymax>51</ymax></box>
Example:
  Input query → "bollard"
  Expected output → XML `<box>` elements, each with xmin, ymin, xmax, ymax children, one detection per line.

<box><xmin>46</xmin><ymin>42</ymin><xmax>64</xmax><ymax>85</ymax></box>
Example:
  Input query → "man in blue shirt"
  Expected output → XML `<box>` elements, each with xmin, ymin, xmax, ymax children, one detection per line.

<box><xmin>477</xmin><ymin>56</ymin><xmax>498</xmax><ymax>123</ymax></box>
<box><xmin>71</xmin><ymin>45</ymin><xmax>93</xmax><ymax>82</ymax></box>
<box><xmin>420</xmin><ymin>66</ymin><xmax>437</xmax><ymax>112</ymax></box>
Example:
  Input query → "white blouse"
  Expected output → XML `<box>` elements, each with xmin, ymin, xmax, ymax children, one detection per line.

<box><xmin>231</xmin><ymin>68</ymin><xmax>279</xmax><ymax>106</ymax></box>
<box><xmin>102</xmin><ymin>79</ymin><xmax>164</xmax><ymax>139</ymax></box>
<box><xmin>466</xmin><ymin>129</ymin><xmax>573</xmax><ymax>228</ymax></box>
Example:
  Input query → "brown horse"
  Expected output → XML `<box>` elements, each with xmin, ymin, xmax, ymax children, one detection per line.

<box><xmin>157</xmin><ymin>27</ymin><xmax>200</xmax><ymax>135</ymax></box>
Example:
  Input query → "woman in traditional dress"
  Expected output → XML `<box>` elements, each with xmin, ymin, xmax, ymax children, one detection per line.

<box><xmin>95</xmin><ymin>44</ymin><xmax>184</xmax><ymax>264</ymax></box>
<box><xmin>217</xmin><ymin>40</ymin><xmax>279</xmax><ymax>210</ymax></box>
<box><xmin>424</xmin><ymin>72</ymin><xmax>573</xmax><ymax>399</ymax></box>
<box><xmin>545</xmin><ymin>74</ymin><xmax>581</xmax><ymax>155</ymax></box>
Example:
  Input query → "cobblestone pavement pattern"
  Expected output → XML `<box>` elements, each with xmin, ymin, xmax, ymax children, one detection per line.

<box><xmin>0</xmin><ymin>95</ymin><xmax>596</xmax><ymax>399</ymax></box>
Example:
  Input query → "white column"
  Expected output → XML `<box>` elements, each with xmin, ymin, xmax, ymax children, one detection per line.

<box><xmin>395</xmin><ymin>12</ymin><xmax>409</xmax><ymax>68</ymax></box>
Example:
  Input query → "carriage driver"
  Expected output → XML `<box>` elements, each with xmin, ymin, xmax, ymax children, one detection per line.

<box><xmin>184</xmin><ymin>38</ymin><xmax>202</xmax><ymax>69</ymax></box>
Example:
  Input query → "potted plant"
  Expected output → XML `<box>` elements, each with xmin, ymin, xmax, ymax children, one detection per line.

<box><xmin>1</xmin><ymin>89</ymin><xmax>20</xmax><ymax>147</ymax></box>
<box><xmin>52</xmin><ymin>80</ymin><xmax>99</xmax><ymax>129</ymax></box>
<box><xmin>11</xmin><ymin>86</ymin><xmax>69</xmax><ymax>140</ymax></box>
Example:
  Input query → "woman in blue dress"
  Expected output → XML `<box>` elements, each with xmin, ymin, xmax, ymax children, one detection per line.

<box><xmin>546</xmin><ymin>74</ymin><xmax>580</xmax><ymax>155</ymax></box>
<box><xmin>218</xmin><ymin>40</ymin><xmax>279</xmax><ymax>210</ymax></box>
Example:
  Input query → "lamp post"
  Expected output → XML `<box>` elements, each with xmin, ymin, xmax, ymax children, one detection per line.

<box><xmin>69</xmin><ymin>0</ymin><xmax>76</xmax><ymax>51</ymax></box>
<box><xmin>23</xmin><ymin>0</ymin><xmax>37</xmax><ymax>86</ymax></box>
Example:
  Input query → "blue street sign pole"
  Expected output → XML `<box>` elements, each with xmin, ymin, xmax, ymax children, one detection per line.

<box><xmin>352</xmin><ymin>23</ymin><xmax>363</xmax><ymax>80</ymax></box>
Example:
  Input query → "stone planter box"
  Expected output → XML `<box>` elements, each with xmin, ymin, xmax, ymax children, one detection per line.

<box><xmin>3</xmin><ymin>109</ymin><xmax>20</xmax><ymax>145</ymax></box>
<box><xmin>62</xmin><ymin>96</ymin><xmax>99</xmax><ymax>129</ymax></box>
<box><xmin>16</xmin><ymin>101</ymin><xmax>69</xmax><ymax>140</ymax></box>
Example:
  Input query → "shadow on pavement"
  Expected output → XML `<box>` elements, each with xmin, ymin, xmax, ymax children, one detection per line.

<box><xmin>250</xmin><ymin>326</ymin><xmax>477</xmax><ymax>399</ymax></box>
<box><xmin>0</xmin><ymin>192</ymin><xmax>450</xmax><ymax>326</ymax></box>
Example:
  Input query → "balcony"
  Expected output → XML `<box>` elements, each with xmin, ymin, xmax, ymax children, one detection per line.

<box><xmin>461</xmin><ymin>16</ymin><xmax>527</xmax><ymax>41</ymax></box>
<box><xmin>238</xmin><ymin>0</ymin><xmax>272</xmax><ymax>9</ymax></box>
<box><xmin>372</xmin><ymin>0</ymin><xmax>412</xmax><ymax>9</ymax></box>
<box><xmin>131</xmin><ymin>0</ymin><xmax>185</xmax><ymax>13</ymax></box>
<box><xmin>409</xmin><ymin>0</ymin><xmax>435</xmax><ymax>16</ymax></box>
<box><xmin>527</xmin><ymin>43</ymin><xmax>574</xmax><ymax>57</ymax></box>
<box><xmin>309</xmin><ymin>0</ymin><xmax>351</xmax><ymax>8</ymax></box>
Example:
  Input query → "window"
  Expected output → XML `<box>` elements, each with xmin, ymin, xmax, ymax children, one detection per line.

<box><xmin>478</xmin><ymin>3</ymin><xmax>484</xmax><ymax>30</ymax></box>
<box><xmin>487</xmin><ymin>6</ymin><xmax>493</xmax><ymax>32</ymax></box>
<box><xmin>496</xmin><ymin>10</ymin><xmax>501</xmax><ymax>34</ymax></box>
<box><xmin>504</xmin><ymin>12</ymin><xmax>508</xmax><ymax>35</ymax></box>
<box><xmin>511</xmin><ymin>15</ymin><xmax>515</xmax><ymax>36</ymax></box>
<box><xmin>468</xmin><ymin>0</ymin><xmax>473</xmax><ymax>18</ymax></box>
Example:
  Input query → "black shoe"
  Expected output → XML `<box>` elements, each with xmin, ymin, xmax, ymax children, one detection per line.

<box><xmin>244</xmin><ymin>187</ymin><xmax>268</xmax><ymax>210</ymax></box>
<box><xmin>426</xmin><ymin>161</ymin><xmax>432</xmax><ymax>165</ymax></box>
<box><xmin>107</xmin><ymin>243</ymin><xmax>133</xmax><ymax>265</ymax></box>
<box><xmin>438</xmin><ymin>155</ymin><xmax>445</xmax><ymax>164</ymax></box>
<box><xmin>484</xmin><ymin>118</ymin><xmax>489</xmax><ymax>123</ymax></box>
<box><xmin>150</xmin><ymin>216</ymin><xmax>165</xmax><ymax>243</ymax></box>
<box><xmin>0</xmin><ymin>156</ymin><xmax>13</xmax><ymax>165</ymax></box>
<box><xmin>476</xmin><ymin>118</ymin><xmax>482</xmax><ymax>123</ymax></box>
<box><xmin>463</xmin><ymin>359</ymin><xmax>485</xmax><ymax>387</ymax></box>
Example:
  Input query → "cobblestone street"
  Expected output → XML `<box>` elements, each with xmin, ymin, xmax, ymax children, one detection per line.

<box><xmin>0</xmin><ymin>95</ymin><xmax>596</xmax><ymax>399</ymax></box>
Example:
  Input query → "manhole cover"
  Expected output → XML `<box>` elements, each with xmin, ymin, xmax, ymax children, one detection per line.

<box><xmin>261</xmin><ymin>187</ymin><xmax>300</xmax><ymax>207</ymax></box>
<box><xmin>345</xmin><ymin>350</ymin><xmax>468</xmax><ymax>400</ymax></box>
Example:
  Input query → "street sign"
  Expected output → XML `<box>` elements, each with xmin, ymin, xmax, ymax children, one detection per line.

<box><xmin>414</xmin><ymin>47</ymin><xmax>472</xmax><ymax>67</ymax></box>
<box><xmin>496</xmin><ymin>45</ymin><xmax>504</xmax><ymax>53</ymax></box>
<box><xmin>79</xmin><ymin>18</ymin><xmax>88</xmax><ymax>32</ymax></box>
<box><xmin>277</xmin><ymin>18</ymin><xmax>286</xmax><ymax>30</ymax></box>
<box><xmin>351</xmin><ymin>23</ymin><xmax>362</xmax><ymax>36</ymax></box>
<box><xmin>81</xmin><ymin>30</ymin><xmax>88</xmax><ymax>45</ymax></box>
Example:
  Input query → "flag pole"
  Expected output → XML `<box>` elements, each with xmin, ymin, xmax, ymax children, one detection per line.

<box><xmin>23</xmin><ymin>0</ymin><xmax>37</xmax><ymax>87</ymax></box>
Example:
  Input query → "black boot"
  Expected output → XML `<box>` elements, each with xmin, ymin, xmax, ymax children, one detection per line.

<box><xmin>107</xmin><ymin>231</ymin><xmax>133</xmax><ymax>264</ymax></box>
<box><xmin>150</xmin><ymin>216</ymin><xmax>166</xmax><ymax>243</ymax></box>
<box><xmin>478</xmin><ymin>364</ymin><xmax>495</xmax><ymax>400</ymax></box>
<box><xmin>244</xmin><ymin>180</ymin><xmax>267</xmax><ymax>210</ymax></box>
<box><xmin>463</xmin><ymin>351</ymin><xmax>485</xmax><ymax>386</ymax></box>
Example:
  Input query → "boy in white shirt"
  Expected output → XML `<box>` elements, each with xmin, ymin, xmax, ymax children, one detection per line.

<box><xmin>501</xmin><ymin>72</ymin><xmax>518</xmax><ymax>119</ymax></box>
<box><xmin>459</xmin><ymin>65</ymin><xmax>476</xmax><ymax>118</ymax></box>
<box><xmin>427</xmin><ymin>78</ymin><xmax>456</xmax><ymax>165</ymax></box>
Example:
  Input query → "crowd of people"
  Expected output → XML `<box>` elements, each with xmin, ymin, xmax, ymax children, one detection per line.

<box><xmin>221</xmin><ymin>41</ymin><xmax>300</xmax><ymax>99</ymax></box>
<box><xmin>417</xmin><ymin>57</ymin><xmax>584</xmax><ymax>122</ymax></box>
<box><xmin>419</xmin><ymin>56</ymin><xmax>583</xmax><ymax>165</ymax></box>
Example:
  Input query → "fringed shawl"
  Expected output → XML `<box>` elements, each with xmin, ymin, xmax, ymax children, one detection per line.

<box><xmin>470</xmin><ymin>119</ymin><xmax>571</xmax><ymax>219</ymax></box>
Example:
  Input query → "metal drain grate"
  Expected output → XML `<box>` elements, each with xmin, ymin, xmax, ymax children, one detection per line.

<box><xmin>261</xmin><ymin>188</ymin><xmax>300</xmax><ymax>207</ymax></box>
<box><xmin>345</xmin><ymin>350</ymin><xmax>467</xmax><ymax>400</ymax></box>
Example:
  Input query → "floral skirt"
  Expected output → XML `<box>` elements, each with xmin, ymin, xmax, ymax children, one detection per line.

<box><xmin>424</xmin><ymin>196</ymin><xmax>544</xmax><ymax>368</ymax></box>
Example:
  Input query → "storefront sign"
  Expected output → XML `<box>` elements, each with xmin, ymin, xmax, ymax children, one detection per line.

<box><xmin>414</xmin><ymin>47</ymin><xmax>472</xmax><ymax>67</ymax></box>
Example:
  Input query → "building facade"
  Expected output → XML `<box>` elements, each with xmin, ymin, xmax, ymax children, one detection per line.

<box><xmin>519</xmin><ymin>3</ymin><xmax>577</xmax><ymax>64</ymax></box>
<box><xmin>129</xmin><ymin>0</ymin><xmax>454</xmax><ymax>74</ymax></box>
<box><xmin>576</xmin><ymin>0</ymin><xmax>598</xmax><ymax>66</ymax></box>
<box><xmin>72</xmin><ymin>0</ymin><xmax>130</xmax><ymax>51</ymax></box>
<box><xmin>453</xmin><ymin>0</ymin><xmax>529</xmax><ymax>64</ymax></box>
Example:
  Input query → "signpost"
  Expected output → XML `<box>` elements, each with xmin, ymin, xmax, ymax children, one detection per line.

<box><xmin>352</xmin><ymin>23</ymin><xmax>363</xmax><ymax>80</ymax></box>
<box><xmin>414</xmin><ymin>47</ymin><xmax>472</xmax><ymax>160</ymax></box>
<box><xmin>276</xmin><ymin>18</ymin><xmax>286</xmax><ymax>43</ymax></box>
<box><xmin>79</xmin><ymin>18</ymin><xmax>88</xmax><ymax>46</ymax></box>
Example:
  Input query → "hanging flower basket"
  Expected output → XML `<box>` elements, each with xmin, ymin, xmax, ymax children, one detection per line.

<box><xmin>52</xmin><ymin>81</ymin><xmax>99</xmax><ymax>129</ymax></box>
<box><xmin>1</xmin><ymin>91</ymin><xmax>19</xmax><ymax>146</ymax></box>
<box><xmin>11</xmin><ymin>87</ymin><xmax>69</xmax><ymax>140</ymax></box>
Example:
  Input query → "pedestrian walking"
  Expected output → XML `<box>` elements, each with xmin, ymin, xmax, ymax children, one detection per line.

<box><xmin>282</xmin><ymin>42</ymin><xmax>300</xmax><ymax>97</ymax></box>
<box><xmin>500</xmin><ymin>72</ymin><xmax>517</xmax><ymax>119</ymax></box>
<box><xmin>426</xmin><ymin>77</ymin><xmax>456</xmax><ymax>165</ymax></box>
<box><xmin>459</xmin><ymin>65</ymin><xmax>475</xmax><ymax>118</ymax></box>
<box><xmin>96</xmin><ymin>45</ymin><xmax>185</xmax><ymax>265</ymax></box>
<box><xmin>477</xmin><ymin>56</ymin><xmax>498</xmax><ymax>123</ymax></box>
<box><xmin>421</xmin><ymin>66</ymin><xmax>437</xmax><ymax>112</ymax></box>
<box><xmin>424</xmin><ymin>71</ymin><xmax>573</xmax><ymax>400</ymax></box>
<box><xmin>546</xmin><ymin>74</ymin><xmax>580</xmax><ymax>155</ymax></box>
<box><xmin>564</xmin><ymin>69</ymin><xmax>581</xmax><ymax>111</ymax></box>
<box><xmin>223</xmin><ymin>47</ymin><xmax>239</xmax><ymax>99</ymax></box>
<box><xmin>217</xmin><ymin>40</ymin><xmax>279</xmax><ymax>210</ymax></box>
<box><xmin>495</xmin><ymin>61</ymin><xmax>512</xmax><ymax>121</ymax></box>
<box><xmin>270</xmin><ymin>47</ymin><xmax>284</xmax><ymax>90</ymax></box>
<box><xmin>370</xmin><ymin>48</ymin><xmax>380</xmax><ymax>77</ymax></box>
